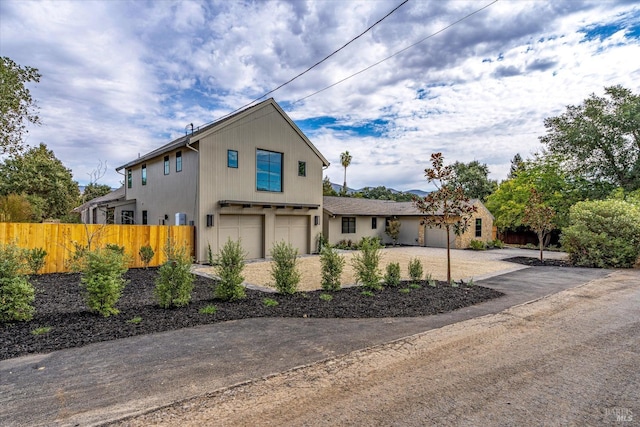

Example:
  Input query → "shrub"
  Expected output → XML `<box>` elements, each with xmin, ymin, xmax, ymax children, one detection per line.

<box><xmin>351</xmin><ymin>236</ymin><xmax>382</xmax><ymax>290</ymax></box>
<box><xmin>105</xmin><ymin>243</ymin><xmax>125</xmax><ymax>254</ymax></box>
<box><xmin>139</xmin><ymin>245</ymin><xmax>155</xmax><ymax>269</ymax></box>
<box><xmin>154</xmin><ymin>241</ymin><xmax>194</xmax><ymax>308</ymax></box>
<box><xmin>263</xmin><ymin>298</ymin><xmax>278</xmax><ymax>307</ymax></box>
<box><xmin>319</xmin><ymin>245</ymin><xmax>345</xmax><ymax>291</ymax></box>
<box><xmin>24</xmin><ymin>247</ymin><xmax>47</xmax><ymax>275</ymax></box>
<box><xmin>488</xmin><ymin>239</ymin><xmax>505</xmax><ymax>249</ymax></box>
<box><xmin>384</xmin><ymin>262</ymin><xmax>401</xmax><ymax>287</ymax></box>
<box><xmin>319</xmin><ymin>293</ymin><xmax>333</xmax><ymax>302</ymax></box>
<box><xmin>270</xmin><ymin>241</ymin><xmax>300</xmax><ymax>294</ymax></box>
<box><xmin>80</xmin><ymin>248</ymin><xmax>129</xmax><ymax>316</ymax></box>
<box><xmin>316</xmin><ymin>232</ymin><xmax>328</xmax><ymax>253</ymax></box>
<box><xmin>469</xmin><ymin>239</ymin><xmax>486</xmax><ymax>250</ymax></box>
<box><xmin>426</xmin><ymin>273</ymin><xmax>437</xmax><ymax>287</ymax></box>
<box><xmin>561</xmin><ymin>199</ymin><xmax>640</xmax><ymax>268</ymax></box>
<box><xmin>31</xmin><ymin>326</ymin><xmax>52</xmax><ymax>335</ymax></box>
<box><xmin>199</xmin><ymin>305</ymin><xmax>217</xmax><ymax>315</ymax></box>
<box><xmin>361</xmin><ymin>290</ymin><xmax>374</xmax><ymax>297</ymax></box>
<box><xmin>0</xmin><ymin>243</ymin><xmax>35</xmax><ymax>322</ymax></box>
<box><xmin>213</xmin><ymin>238</ymin><xmax>246</xmax><ymax>301</ymax></box>
<box><xmin>408</xmin><ymin>257</ymin><xmax>423</xmax><ymax>283</ymax></box>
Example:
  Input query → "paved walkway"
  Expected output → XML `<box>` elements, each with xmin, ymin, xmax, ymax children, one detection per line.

<box><xmin>0</xmin><ymin>254</ymin><xmax>613</xmax><ymax>427</ymax></box>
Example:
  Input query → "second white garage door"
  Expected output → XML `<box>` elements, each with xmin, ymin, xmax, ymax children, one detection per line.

<box><xmin>275</xmin><ymin>215</ymin><xmax>309</xmax><ymax>255</ymax></box>
<box><xmin>424</xmin><ymin>226</ymin><xmax>456</xmax><ymax>249</ymax></box>
<box><xmin>219</xmin><ymin>215</ymin><xmax>263</xmax><ymax>259</ymax></box>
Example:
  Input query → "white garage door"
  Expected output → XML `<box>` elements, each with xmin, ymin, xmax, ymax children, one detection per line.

<box><xmin>275</xmin><ymin>215</ymin><xmax>309</xmax><ymax>255</ymax></box>
<box><xmin>219</xmin><ymin>215</ymin><xmax>263</xmax><ymax>259</ymax></box>
<box><xmin>424</xmin><ymin>226</ymin><xmax>456</xmax><ymax>248</ymax></box>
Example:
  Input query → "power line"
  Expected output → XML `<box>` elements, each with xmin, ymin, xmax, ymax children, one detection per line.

<box><xmin>223</xmin><ymin>0</ymin><xmax>410</xmax><ymax>118</ymax></box>
<box><xmin>294</xmin><ymin>0</ymin><xmax>499</xmax><ymax>104</ymax></box>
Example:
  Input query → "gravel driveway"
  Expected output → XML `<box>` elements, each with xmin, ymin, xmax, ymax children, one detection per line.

<box><xmin>196</xmin><ymin>247</ymin><xmax>568</xmax><ymax>291</ymax></box>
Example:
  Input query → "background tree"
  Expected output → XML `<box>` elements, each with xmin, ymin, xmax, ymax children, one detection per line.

<box><xmin>356</xmin><ymin>186</ymin><xmax>414</xmax><ymax>202</ymax></box>
<box><xmin>508</xmin><ymin>153</ymin><xmax>524</xmax><ymax>179</ymax></box>
<box><xmin>340</xmin><ymin>151</ymin><xmax>352</xmax><ymax>195</ymax></box>
<box><xmin>82</xmin><ymin>183</ymin><xmax>113</xmax><ymax>202</ymax></box>
<box><xmin>0</xmin><ymin>143</ymin><xmax>80</xmax><ymax>221</ymax></box>
<box><xmin>540</xmin><ymin>85</ymin><xmax>640</xmax><ymax>192</ymax></box>
<box><xmin>522</xmin><ymin>188</ymin><xmax>555</xmax><ymax>261</ymax></box>
<box><xmin>413</xmin><ymin>153</ymin><xmax>477</xmax><ymax>283</ymax></box>
<box><xmin>0</xmin><ymin>194</ymin><xmax>34</xmax><ymax>222</ymax></box>
<box><xmin>0</xmin><ymin>57</ymin><xmax>41</xmax><ymax>155</ymax></box>
<box><xmin>323</xmin><ymin>175</ymin><xmax>338</xmax><ymax>196</ymax></box>
<box><xmin>450</xmin><ymin>160</ymin><xmax>497</xmax><ymax>201</ymax></box>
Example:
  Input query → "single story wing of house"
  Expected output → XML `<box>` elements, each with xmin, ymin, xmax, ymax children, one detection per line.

<box><xmin>322</xmin><ymin>196</ymin><xmax>495</xmax><ymax>249</ymax></box>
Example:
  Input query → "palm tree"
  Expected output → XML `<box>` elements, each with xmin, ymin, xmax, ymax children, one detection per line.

<box><xmin>340</xmin><ymin>151</ymin><xmax>352</xmax><ymax>195</ymax></box>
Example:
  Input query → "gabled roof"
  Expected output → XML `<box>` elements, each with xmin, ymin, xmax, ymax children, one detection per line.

<box><xmin>323</xmin><ymin>196</ymin><xmax>488</xmax><ymax>217</ymax></box>
<box><xmin>116</xmin><ymin>98</ymin><xmax>329</xmax><ymax>171</ymax></box>
<box><xmin>73</xmin><ymin>186</ymin><xmax>125</xmax><ymax>212</ymax></box>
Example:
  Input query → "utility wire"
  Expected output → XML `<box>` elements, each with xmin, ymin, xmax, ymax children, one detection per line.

<box><xmin>294</xmin><ymin>0</ymin><xmax>499</xmax><ymax>103</ymax></box>
<box><xmin>222</xmin><ymin>0</ymin><xmax>410</xmax><ymax>118</ymax></box>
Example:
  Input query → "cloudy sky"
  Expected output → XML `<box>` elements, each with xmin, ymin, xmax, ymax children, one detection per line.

<box><xmin>1</xmin><ymin>0</ymin><xmax>639</xmax><ymax>191</ymax></box>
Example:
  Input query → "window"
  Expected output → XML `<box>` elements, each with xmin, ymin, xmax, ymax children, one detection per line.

<box><xmin>121</xmin><ymin>210</ymin><xmax>134</xmax><ymax>225</ymax></box>
<box><xmin>372</xmin><ymin>217</ymin><xmax>377</xmax><ymax>229</ymax></box>
<box><xmin>256</xmin><ymin>149</ymin><xmax>282</xmax><ymax>192</ymax></box>
<box><xmin>176</xmin><ymin>151</ymin><xmax>182</xmax><ymax>172</ymax></box>
<box><xmin>298</xmin><ymin>161</ymin><xmax>306</xmax><ymax>177</ymax></box>
<box><xmin>164</xmin><ymin>156</ymin><xmax>170</xmax><ymax>175</ymax></box>
<box><xmin>127</xmin><ymin>169</ymin><xmax>132</xmax><ymax>189</ymax></box>
<box><xmin>475</xmin><ymin>218</ymin><xmax>482</xmax><ymax>237</ymax></box>
<box><xmin>141</xmin><ymin>164</ymin><xmax>147</xmax><ymax>185</ymax></box>
<box><xmin>342</xmin><ymin>217</ymin><xmax>356</xmax><ymax>234</ymax></box>
<box><xmin>142</xmin><ymin>210</ymin><xmax>148</xmax><ymax>225</ymax></box>
<box><xmin>228</xmin><ymin>150</ymin><xmax>238</xmax><ymax>168</ymax></box>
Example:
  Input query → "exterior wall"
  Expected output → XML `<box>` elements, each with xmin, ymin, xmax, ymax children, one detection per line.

<box><xmin>396</xmin><ymin>217</ymin><xmax>421</xmax><ymax>246</ymax></box>
<box><xmin>456</xmin><ymin>202</ymin><xmax>495</xmax><ymax>248</ymax></box>
<box><xmin>196</xmin><ymin>103</ymin><xmax>324</xmax><ymax>261</ymax></box>
<box><xmin>124</xmin><ymin>148</ymin><xmax>199</xmax><ymax>226</ymax></box>
<box><xmin>324</xmin><ymin>215</ymin><xmax>387</xmax><ymax>245</ymax></box>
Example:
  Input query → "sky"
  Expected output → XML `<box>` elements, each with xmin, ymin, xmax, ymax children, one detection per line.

<box><xmin>1</xmin><ymin>0</ymin><xmax>639</xmax><ymax>192</ymax></box>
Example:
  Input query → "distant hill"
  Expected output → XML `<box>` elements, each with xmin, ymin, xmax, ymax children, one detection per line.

<box><xmin>328</xmin><ymin>183</ymin><xmax>428</xmax><ymax>198</ymax></box>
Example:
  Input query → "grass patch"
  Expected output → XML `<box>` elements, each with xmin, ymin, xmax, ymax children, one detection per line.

<box><xmin>31</xmin><ymin>326</ymin><xmax>52</xmax><ymax>335</ymax></box>
<box><xmin>361</xmin><ymin>290</ymin><xmax>374</xmax><ymax>297</ymax></box>
<box><xmin>408</xmin><ymin>283</ymin><xmax>422</xmax><ymax>289</ymax></box>
<box><xmin>199</xmin><ymin>305</ymin><xmax>218</xmax><ymax>315</ymax></box>
<box><xmin>399</xmin><ymin>288</ymin><xmax>411</xmax><ymax>294</ymax></box>
<box><xmin>127</xmin><ymin>316</ymin><xmax>142</xmax><ymax>324</ymax></box>
<box><xmin>263</xmin><ymin>298</ymin><xmax>279</xmax><ymax>307</ymax></box>
<box><xmin>319</xmin><ymin>293</ymin><xmax>333</xmax><ymax>302</ymax></box>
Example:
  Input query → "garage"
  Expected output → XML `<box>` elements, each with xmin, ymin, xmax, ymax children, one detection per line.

<box><xmin>275</xmin><ymin>215</ymin><xmax>309</xmax><ymax>255</ymax></box>
<box><xmin>424</xmin><ymin>226</ymin><xmax>456</xmax><ymax>248</ymax></box>
<box><xmin>219</xmin><ymin>215</ymin><xmax>264</xmax><ymax>259</ymax></box>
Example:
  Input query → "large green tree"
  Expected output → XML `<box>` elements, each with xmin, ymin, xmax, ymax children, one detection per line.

<box><xmin>540</xmin><ymin>85</ymin><xmax>640</xmax><ymax>192</ymax></box>
<box><xmin>450</xmin><ymin>160</ymin><xmax>497</xmax><ymax>201</ymax></box>
<box><xmin>356</xmin><ymin>186</ymin><xmax>414</xmax><ymax>202</ymax></box>
<box><xmin>0</xmin><ymin>57</ymin><xmax>41</xmax><ymax>155</ymax></box>
<box><xmin>0</xmin><ymin>143</ymin><xmax>80</xmax><ymax>220</ymax></box>
<box><xmin>82</xmin><ymin>183</ymin><xmax>113</xmax><ymax>203</ymax></box>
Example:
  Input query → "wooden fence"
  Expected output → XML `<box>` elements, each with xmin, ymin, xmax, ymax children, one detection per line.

<box><xmin>0</xmin><ymin>222</ymin><xmax>195</xmax><ymax>274</ymax></box>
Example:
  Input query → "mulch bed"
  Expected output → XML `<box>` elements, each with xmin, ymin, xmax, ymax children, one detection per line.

<box><xmin>503</xmin><ymin>256</ymin><xmax>573</xmax><ymax>267</ymax></box>
<box><xmin>1</xmin><ymin>268</ymin><xmax>503</xmax><ymax>360</ymax></box>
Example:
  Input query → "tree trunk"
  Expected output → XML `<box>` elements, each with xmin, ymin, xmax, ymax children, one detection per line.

<box><xmin>538</xmin><ymin>232</ymin><xmax>544</xmax><ymax>261</ymax></box>
<box><xmin>446</xmin><ymin>226</ymin><xmax>451</xmax><ymax>283</ymax></box>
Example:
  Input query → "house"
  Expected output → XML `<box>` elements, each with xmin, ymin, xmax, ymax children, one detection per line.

<box><xmin>74</xmin><ymin>186</ymin><xmax>126</xmax><ymax>225</ymax></box>
<box><xmin>82</xmin><ymin>99</ymin><xmax>330</xmax><ymax>262</ymax></box>
<box><xmin>322</xmin><ymin>196</ymin><xmax>494</xmax><ymax>248</ymax></box>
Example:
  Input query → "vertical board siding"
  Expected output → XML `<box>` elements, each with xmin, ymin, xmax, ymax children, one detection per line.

<box><xmin>0</xmin><ymin>223</ymin><xmax>194</xmax><ymax>274</ymax></box>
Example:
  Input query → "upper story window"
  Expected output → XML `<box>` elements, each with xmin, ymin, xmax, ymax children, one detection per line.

<box><xmin>256</xmin><ymin>149</ymin><xmax>282</xmax><ymax>192</ymax></box>
<box><xmin>127</xmin><ymin>169</ymin><xmax>132</xmax><ymax>189</ymax></box>
<box><xmin>475</xmin><ymin>218</ymin><xmax>482</xmax><ymax>237</ymax></box>
<box><xmin>164</xmin><ymin>156</ymin><xmax>170</xmax><ymax>175</ymax></box>
<box><xmin>228</xmin><ymin>150</ymin><xmax>238</xmax><ymax>168</ymax></box>
<box><xmin>342</xmin><ymin>217</ymin><xmax>356</xmax><ymax>234</ymax></box>
<box><xmin>176</xmin><ymin>151</ymin><xmax>182</xmax><ymax>172</ymax></box>
<box><xmin>298</xmin><ymin>161</ymin><xmax>306</xmax><ymax>177</ymax></box>
<box><xmin>141</xmin><ymin>164</ymin><xmax>147</xmax><ymax>185</ymax></box>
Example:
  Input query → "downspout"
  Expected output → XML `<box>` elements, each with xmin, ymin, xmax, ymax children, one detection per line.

<box><xmin>185</xmin><ymin>136</ymin><xmax>200</xmax><ymax>261</ymax></box>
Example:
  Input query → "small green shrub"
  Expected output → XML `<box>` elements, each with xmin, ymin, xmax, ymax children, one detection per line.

<box><xmin>466</xmin><ymin>278</ymin><xmax>475</xmax><ymax>287</ymax></box>
<box><xmin>80</xmin><ymin>248</ymin><xmax>129</xmax><ymax>316</ymax></box>
<box><xmin>361</xmin><ymin>290</ymin><xmax>374</xmax><ymax>297</ymax></box>
<box><xmin>24</xmin><ymin>248</ymin><xmax>47</xmax><ymax>275</ymax></box>
<box><xmin>127</xmin><ymin>316</ymin><xmax>142</xmax><ymax>324</ymax></box>
<box><xmin>319</xmin><ymin>245</ymin><xmax>345</xmax><ymax>291</ymax></box>
<box><xmin>154</xmin><ymin>241</ymin><xmax>194</xmax><ymax>308</ymax></box>
<box><xmin>408</xmin><ymin>257</ymin><xmax>423</xmax><ymax>283</ymax></box>
<box><xmin>67</xmin><ymin>241</ymin><xmax>89</xmax><ymax>272</ymax></box>
<box><xmin>426</xmin><ymin>273</ymin><xmax>437</xmax><ymax>287</ymax></box>
<box><xmin>450</xmin><ymin>279</ymin><xmax>458</xmax><ymax>287</ymax></box>
<box><xmin>384</xmin><ymin>262</ymin><xmax>401</xmax><ymax>287</ymax></box>
<box><xmin>469</xmin><ymin>240</ymin><xmax>486</xmax><ymax>251</ymax></box>
<box><xmin>199</xmin><ymin>305</ymin><xmax>218</xmax><ymax>315</ymax></box>
<box><xmin>270</xmin><ymin>241</ymin><xmax>300</xmax><ymax>295</ymax></box>
<box><xmin>105</xmin><ymin>243</ymin><xmax>125</xmax><ymax>254</ymax></box>
<box><xmin>214</xmin><ymin>239</ymin><xmax>247</xmax><ymax>301</ymax></box>
<box><xmin>1</xmin><ymin>242</ymin><xmax>35</xmax><ymax>322</ymax></box>
<box><xmin>399</xmin><ymin>288</ymin><xmax>411</xmax><ymax>294</ymax></box>
<box><xmin>139</xmin><ymin>245</ymin><xmax>155</xmax><ymax>269</ymax></box>
<box><xmin>316</xmin><ymin>232</ymin><xmax>328</xmax><ymax>253</ymax></box>
<box><xmin>351</xmin><ymin>237</ymin><xmax>382</xmax><ymax>290</ymax></box>
<box><xmin>408</xmin><ymin>283</ymin><xmax>421</xmax><ymax>289</ymax></box>
<box><xmin>31</xmin><ymin>326</ymin><xmax>52</xmax><ymax>335</ymax></box>
<box><xmin>490</xmin><ymin>239</ymin><xmax>505</xmax><ymax>249</ymax></box>
<box><xmin>561</xmin><ymin>199</ymin><xmax>640</xmax><ymax>268</ymax></box>
<box><xmin>319</xmin><ymin>293</ymin><xmax>333</xmax><ymax>302</ymax></box>
<box><xmin>263</xmin><ymin>297</ymin><xmax>279</xmax><ymax>307</ymax></box>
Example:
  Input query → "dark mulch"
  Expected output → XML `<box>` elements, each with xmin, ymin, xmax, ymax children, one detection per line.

<box><xmin>1</xmin><ymin>268</ymin><xmax>503</xmax><ymax>360</ymax></box>
<box><xmin>504</xmin><ymin>256</ymin><xmax>574</xmax><ymax>267</ymax></box>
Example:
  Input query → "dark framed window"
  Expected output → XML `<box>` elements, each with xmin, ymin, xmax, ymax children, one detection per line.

<box><xmin>127</xmin><ymin>169</ymin><xmax>132</xmax><ymax>189</ymax></box>
<box><xmin>298</xmin><ymin>161</ymin><xmax>306</xmax><ymax>177</ymax></box>
<box><xmin>256</xmin><ymin>149</ymin><xmax>282</xmax><ymax>192</ymax></box>
<box><xmin>164</xmin><ymin>156</ymin><xmax>170</xmax><ymax>175</ymax></box>
<box><xmin>475</xmin><ymin>218</ymin><xmax>482</xmax><ymax>237</ymax></box>
<box><xmin>141</xmin><ymin>164</ymin><xmax>147</xmax><ymax>185</ymax></box>
<box><xmin>176</xmin><ymin>151</ymin><xmax>182</xmax><ymax>172</ymax></box>
<box><xmin>228</xmin><ymin>150</ymin><xmax>238</xmax><ymax>168</ymax></box>
<box><xmin>121</xmin><ymin>210</ymin><xmax>134</xmax><ymax>225</ymax></box>
<box><xmin>342</xmin><ymin>217</ymin><xmax>356</xmax><ymax>234</ymax></box>
<box><xmin>372</xmin><ymin>217</ymin><xmax>377</xmax><ymax>229</ymax></box>
<box><xmin>142</xmin><ymin>210</ymin><xmax>148</xmax><ymax>225</ymax></box>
